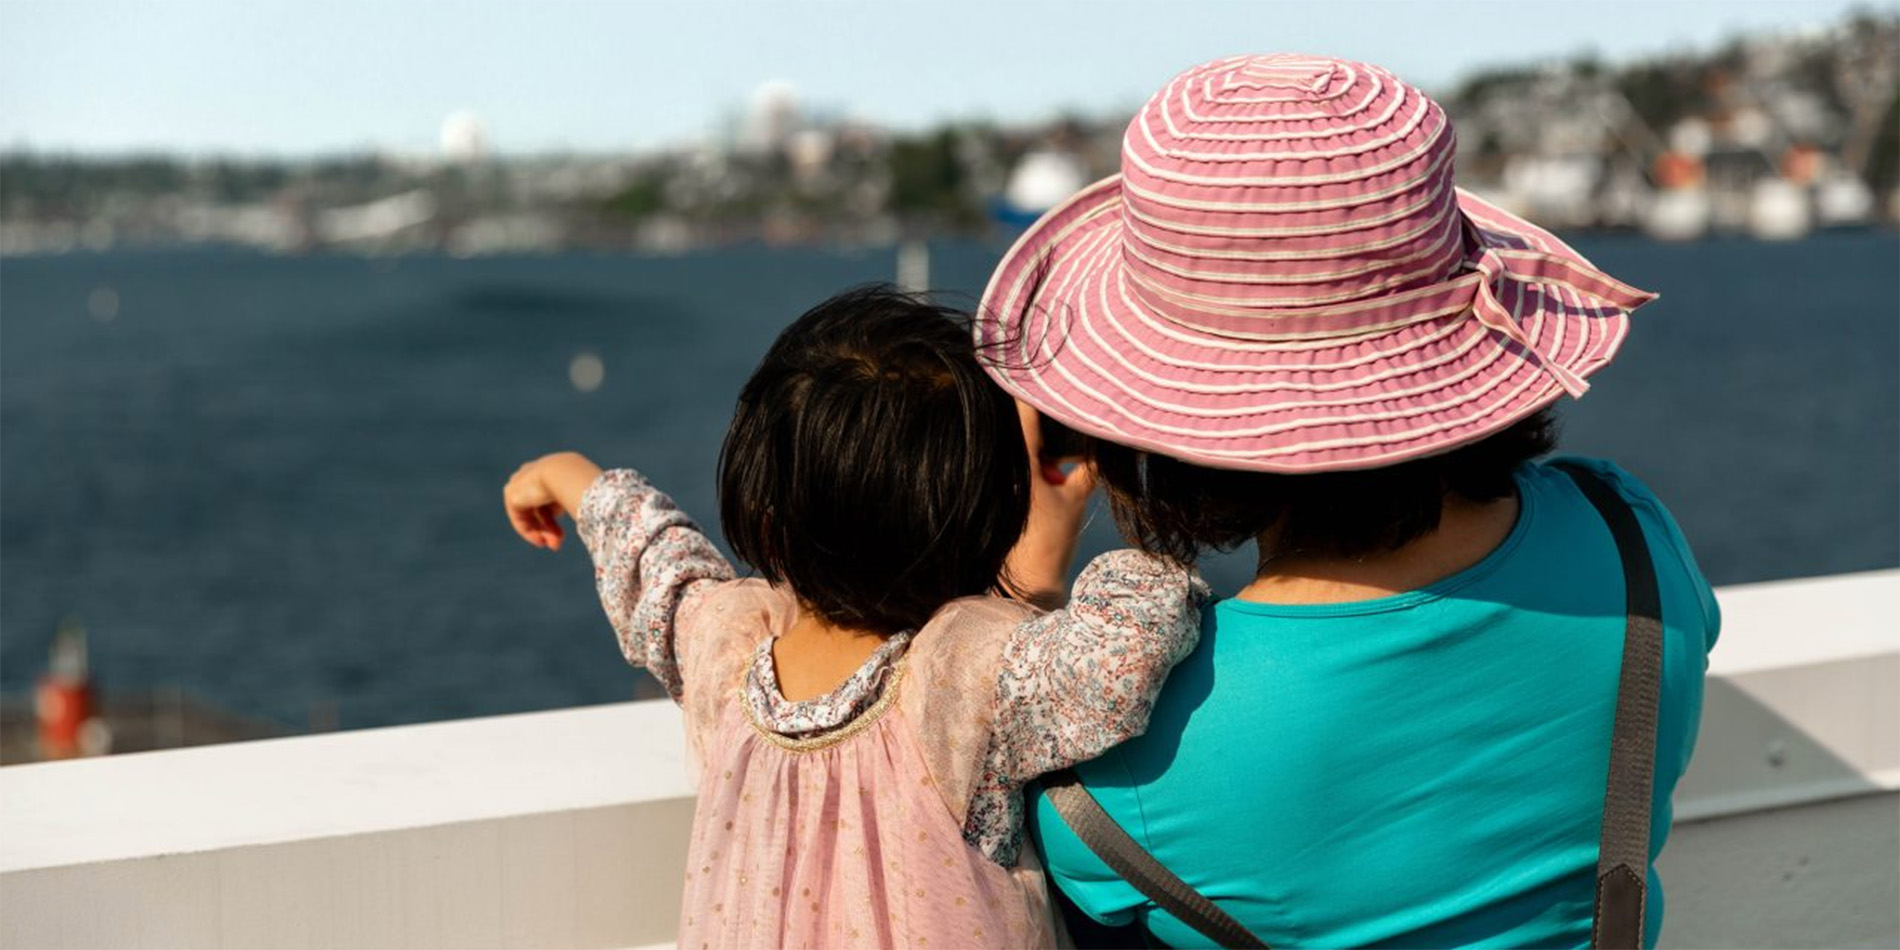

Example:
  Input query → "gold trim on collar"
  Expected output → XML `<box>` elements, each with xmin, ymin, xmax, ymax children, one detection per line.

<box><xmin>742</xmin><ymin>657</ymin><xmax>907</xmax><ymax>753</ymax></box>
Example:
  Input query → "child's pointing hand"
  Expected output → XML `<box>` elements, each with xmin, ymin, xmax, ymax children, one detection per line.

<box><xmin>504</xmin><ymin>451</ymin><xmax>604</xmax><ymax>550</ymax></box>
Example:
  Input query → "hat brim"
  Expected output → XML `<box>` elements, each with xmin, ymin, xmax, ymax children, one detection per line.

<box><xmin>976</xmin><ymin>176</ymin><xmax>1635</xmax><ymax>473</ymax></box>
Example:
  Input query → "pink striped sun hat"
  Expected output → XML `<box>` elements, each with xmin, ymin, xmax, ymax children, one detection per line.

<box><xmin>976</xmin><ymin>54</ymin><xmax>1658</xmax><ymax>472</ymax></box>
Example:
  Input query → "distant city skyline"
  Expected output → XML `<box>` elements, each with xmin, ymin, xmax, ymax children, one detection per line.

<box><xmin>2</xmin><ymin>0</ymin><xmax>1893</xmax><ymax>156</ymax></box>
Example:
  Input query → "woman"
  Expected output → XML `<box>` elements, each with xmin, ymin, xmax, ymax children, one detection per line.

<box><xmin>977</xmin><ymin>55</ymin><xmax>1718</xmax><ymax>948</ymax></box>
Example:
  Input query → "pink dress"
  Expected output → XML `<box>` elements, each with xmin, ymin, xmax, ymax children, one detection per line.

<box><xmin>577</xmin><ymin>470</ymin><xmax>1207</xmax><ymax>949</ymax></box>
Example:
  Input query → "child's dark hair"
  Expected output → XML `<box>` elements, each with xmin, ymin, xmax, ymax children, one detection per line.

<box><xmin>1090</xmin><ymin>408</ymin><xmax>1557</xmax><ymax>567</ymax></box>
<box><xmin>718</xmin><ymin>285</ymin><xmax>1031</xmax><ymax>635</ymax></box>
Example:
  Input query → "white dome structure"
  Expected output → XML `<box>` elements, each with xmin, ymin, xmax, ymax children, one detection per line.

<box><xmin>1004</xmin><ymin>150</ymin><xmax>1088</xmax><ymax>214</ymax></box>
<box><xmin>440</xmin><ymin>111</ymin><xmax>489</xmax><ymax>163</ymax></box>
<box><xmin>745</xmin><ymin>80</ymin><xmax>802</xmax><ymax>151</ymax></box>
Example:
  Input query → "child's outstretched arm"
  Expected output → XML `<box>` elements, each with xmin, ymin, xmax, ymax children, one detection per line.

<box><xmin>505</xmin><ymin>452</ymin><xmax>736</xmax><ymax>700</ymax></box>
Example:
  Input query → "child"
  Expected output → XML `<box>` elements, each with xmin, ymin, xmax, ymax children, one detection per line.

<box><xmin>503</xmin><ymin>286</ymin><xmax>1205</xmax><ymax>948</ymax></box>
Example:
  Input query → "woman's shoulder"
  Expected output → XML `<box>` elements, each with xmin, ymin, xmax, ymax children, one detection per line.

<box><xmin>1523</xmin><ymin>456</ymin><xmax>1692</xmax><ymax>547</ymax></box>
<box><xmin>1526</xmin><ymin>456</ymin><xmax>1721</xmax><ymax>644</ymax></box>
<box><xmin>1528</xmin><ymin>455</ymin><xmax>1667</xmax><ymax>505</ymax></box>
<box><xmin>1527</xmin><ymin>457</ymin><xmax>1691</xmax><ymax>555</ymax></box>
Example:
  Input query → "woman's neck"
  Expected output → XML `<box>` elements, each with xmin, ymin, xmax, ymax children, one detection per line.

<box><xmin>771</xmin><ymin>612</ymin><xmax>892</xmax><ymax>702</ymax></box>
<box><xmin>1235</xmin><ymin>492</ymin><xmax>1520</xmax><ymax>606</ymax></box>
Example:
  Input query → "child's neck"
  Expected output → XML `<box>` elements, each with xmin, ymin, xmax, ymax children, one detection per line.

<box><xmin>771</xmin><ymin>613</ymin><xmax>893</xmax><ymax>703</ymax></box>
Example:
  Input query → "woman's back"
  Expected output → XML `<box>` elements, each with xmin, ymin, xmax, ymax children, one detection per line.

<box><xmin>1029</xmin><ymin>458</ymin><xmax>1720</xmax><ymax>948</ymax></box>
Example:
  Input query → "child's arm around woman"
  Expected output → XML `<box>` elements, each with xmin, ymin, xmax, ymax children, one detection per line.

<box><xmin>949</xmin><ymin>404</ymin><xmax>1211</xmax><ymax>863</ymax></box>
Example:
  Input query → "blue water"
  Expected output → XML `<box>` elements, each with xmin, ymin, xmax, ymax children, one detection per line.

<box><xmin>2</xmin><ymin>234</ymin><xmax>1895</xmax><ymax>732</ymax></box>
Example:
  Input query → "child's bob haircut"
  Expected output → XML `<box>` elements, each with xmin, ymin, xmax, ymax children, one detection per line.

<box><xmin>717</xmin><ymin>285</ymin><xmax>1031</xmax><ymax>635</ymax></box>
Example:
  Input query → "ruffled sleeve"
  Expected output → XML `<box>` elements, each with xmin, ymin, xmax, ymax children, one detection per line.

<box><xmin>575</xmin><ymin>468</ymin><xmax>738</xmax><ymax>702</ymax></box>
<box><xmin>965</xmin><ymin>549</ymin><xmax>1209</xmax><ymax>863</ymax></box>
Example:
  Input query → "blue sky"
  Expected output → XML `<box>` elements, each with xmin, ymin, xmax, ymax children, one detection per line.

<box><xmin>2</xmin><ymin>0</ymin><xmax>1890</xmax><ymax>155</ymax></box>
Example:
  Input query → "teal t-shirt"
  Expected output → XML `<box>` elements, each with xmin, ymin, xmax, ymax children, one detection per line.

<box><xmin>1026</xmin><ymin>458</ymin><xmax>1720</xmax><ymax>949</ymax></box>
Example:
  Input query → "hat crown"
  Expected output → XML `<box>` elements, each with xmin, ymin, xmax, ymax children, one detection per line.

<box><xmin>1204</xmin><ymin>57</ymin><xmax>1347</xmax><ymax>103</ymax></box>
<box><xmin>1118</xmin><ymin>55</ymin><xmax>1466</xmax><ymax>336</ymax></box>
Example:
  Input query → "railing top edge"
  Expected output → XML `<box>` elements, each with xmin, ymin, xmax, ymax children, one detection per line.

<box><xmin>2</xmin><ymin>570</ymin><xmax>1892</xmax><ymax>874</ymax></box>
<box><xmin>0</xmin><ymin>698</ymin><xmax>693</xmax><ymax>874</ymax></box>
<box><xmin>1705</xmin><ymin>569</ymin><xmax>1899</xmax><ymax>676</ymax></box>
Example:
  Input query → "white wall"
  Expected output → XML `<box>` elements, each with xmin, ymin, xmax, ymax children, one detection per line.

<box><xmin>3</xmin><ymin>570</ymin><xmax>1895</xmax><ymax>949</ymax></box>
<box><xmin>0</xmin><ymin>702</ymin><xmax>697</xmax><ymax>949</ymax></box>
<box><xmin>1659</xmin><ymin>792</ymin><xmax>1899</xmax><ymax>950</ymax></box>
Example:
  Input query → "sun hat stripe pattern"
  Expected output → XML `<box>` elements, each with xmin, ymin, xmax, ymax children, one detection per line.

<box><xmin>976</xmin><ymin>54</ymin><xmax>1657</xmax><ymax>472</ymax></box>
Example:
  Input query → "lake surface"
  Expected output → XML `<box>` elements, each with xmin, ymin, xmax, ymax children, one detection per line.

<box><xmin>3</xmin><ymin>233</ymin><xmax>1895</xmax><ymax>732</ymax></box>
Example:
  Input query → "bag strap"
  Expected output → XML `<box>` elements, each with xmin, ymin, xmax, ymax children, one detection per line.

<box><xmin>1553</xmin><ymin>462</ymin><xmax>1664</xmax><ymax>950</ymax></box>
<box><xmin>1042</xmin><ymin>768</ymin><xmax>1270</xmax><ymax>949</ymax></box>
<box><xmin>1044</xmin><ymin>462</ymin><xmax>1661</xmax><ymax>950</ymax></box>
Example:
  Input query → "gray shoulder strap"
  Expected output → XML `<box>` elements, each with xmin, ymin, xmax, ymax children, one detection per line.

<box><xmin>1555</xmin><ymin>462</ymin><xmax>1664</xmax><ymax>950</ymax></box>
<box><xmin>1042</xmin><ymin>769</ymin><xmax>1270</xmax><ymax>949</ymax></box>
<box><xmin>1044</xmin><ymin>462</ymin><xmax>1662</xmax><ymax>950</ymax></box>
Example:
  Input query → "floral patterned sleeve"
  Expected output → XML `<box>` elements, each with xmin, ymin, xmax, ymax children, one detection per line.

<box><xmin>575</xmin><ymin>468</ymin><xmax>738</xmax><ymax>702</ymax></box>
<box><xmin>966</xmin><ymin>549</ymin><xmax>1209</xmax><ymax>862</ymax></box>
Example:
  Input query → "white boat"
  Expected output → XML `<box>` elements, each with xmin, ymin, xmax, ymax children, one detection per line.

<box><xmin>1643</xmin><ymin>188</ymin><xmax>1712</xmax><ymax>242</ymax></box>
<box><xmin>1747</xmin><ymin>179</ymin><xmax>1811</xmax><ymax>241</ymax></box>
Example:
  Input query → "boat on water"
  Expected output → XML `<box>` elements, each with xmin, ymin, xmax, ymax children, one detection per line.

<box><xmin>0</xmin><ymin>620</ymin><xmax>283</xmax><ymax>765</ymax></box>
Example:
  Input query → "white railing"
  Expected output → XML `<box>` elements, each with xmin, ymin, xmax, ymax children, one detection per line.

<box><xmin>2</xmin><ymin>570</ymin><xmax>1896</xmax><ymax>949</ymax></box>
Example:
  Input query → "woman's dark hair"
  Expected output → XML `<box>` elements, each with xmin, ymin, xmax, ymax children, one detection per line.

<box><xmin>1091</xmin><ymin>409</ymin><xmax>1557</xmax><ymax>567</ymax></box>
<box><xmin>718</xmin><ymin>285</ymin><xmax>1031</xmax><ymax>635</ymax></box>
